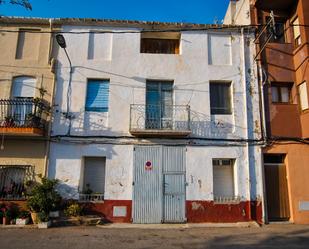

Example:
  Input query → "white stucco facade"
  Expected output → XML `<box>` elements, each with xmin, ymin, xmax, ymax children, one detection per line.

<box><xmin>48</xmin><ymin>23</ymin><xmax>263</xmax><ymax>210</ymax></box>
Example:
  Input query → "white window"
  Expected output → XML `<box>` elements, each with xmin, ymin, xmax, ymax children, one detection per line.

<box><xmin>81</xmin><ymin>157</ymin><xmax>106</xmax><ymax>202</ymax></box>
<box><xmin>213</xmin><ymin>159</ymin><xmax>235</xmax><ymax>202</ymax></box>
<box><xmin>299</xmin><ymin>81</ymin><xmax>309</xmax><ymax>111</ymax></box>
<box><xmin>12</xmin><ymin>76</ymin><xmax>36</xmax><ymax>98</ymax></box>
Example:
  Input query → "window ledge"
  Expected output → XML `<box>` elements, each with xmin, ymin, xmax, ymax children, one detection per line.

<box><xmin>213</xmin><ymin>196</ymin><xmax>241</xmax><ymax>204</ymax></box>
<box><xmin>271</xmin><ymin>102</ymin><xmax>296</xmax><ymax>105</ymax></box>
<box><xmin>78</xmin><ymin>193</ymin><xmax>104</xmax><ymax>203</ymax></box>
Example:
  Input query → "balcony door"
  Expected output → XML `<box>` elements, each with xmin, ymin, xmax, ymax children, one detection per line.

<box><xmin>11</xmin><ymin>76</ymin><xmax>36</xmax><ymax>126</ymax></box>
<box><xmin>146</xmin><ymin>81</ymin><xmax>173</xmax><ymax>129</ymax></box>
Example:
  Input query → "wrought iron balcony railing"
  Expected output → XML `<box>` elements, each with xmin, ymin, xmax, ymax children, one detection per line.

<box><xmin>0</xmin><ymin>98</ymin><xmax>48</xmax><ymax>132</ymax></box>
<box><xmin>130</xmin><ymin>104</ymin><xmax>191</xmax><ymax>137</ymax></box>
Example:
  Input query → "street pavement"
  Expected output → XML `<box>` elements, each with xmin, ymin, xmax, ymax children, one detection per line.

<box><xmin>0</xmin><ymin>224</ymin><xmax>308</xmax><ymax>249</ymax></box>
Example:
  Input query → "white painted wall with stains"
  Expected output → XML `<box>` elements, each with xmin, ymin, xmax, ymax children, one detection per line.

<box><xmin>48</xmin><ymin>25</ymin><xmax>263</xmax><ymax>202</ymax></box>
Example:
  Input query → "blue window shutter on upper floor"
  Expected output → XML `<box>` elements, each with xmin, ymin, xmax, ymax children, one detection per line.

<box><xmin>85</xmin><ymin>79</ymin><xmax>109</xmax><ymax>112</ymax></box>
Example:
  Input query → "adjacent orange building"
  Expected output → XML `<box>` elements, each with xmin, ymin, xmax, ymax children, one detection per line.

<box><xmin>225</xmin><ymin>0</ymin><xmax>309</xmax><ymax>224</ymax></box>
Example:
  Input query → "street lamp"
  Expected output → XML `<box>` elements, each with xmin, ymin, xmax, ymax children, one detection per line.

<box><xmin>55</xmin><ymin>34</ymin><xmax>73</xmax><ymax>135</ymax></box>
<box><xmin>56</xmin><ymin>34</ymin><xmax>72</xmax><ymax>73</ymax></box>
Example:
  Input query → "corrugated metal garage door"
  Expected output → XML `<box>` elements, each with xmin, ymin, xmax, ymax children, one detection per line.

<box><xmin>133</xmin><ymin>146</ymin><xmax>186</xmax><ymax>224</ymax></box>
<box><xmin>163</xmin><ymin>147</ymin><xmax>186</xmax><ymax>223</ymax></box>
<box><xmin>133</xmin><ymin>146</ymin><xmax>163</xmax><ymax>224</ymax></box>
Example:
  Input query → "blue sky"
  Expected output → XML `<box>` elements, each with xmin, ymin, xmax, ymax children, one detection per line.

<box><xmin>0</xmin><ymin>0</ymin><xmax>230</xmax><ymax>24</ymax></box>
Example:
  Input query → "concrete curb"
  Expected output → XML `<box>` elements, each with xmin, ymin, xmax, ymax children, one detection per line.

<box><xmin>97</xmin><ymin>221</ymin><xmax>261</xmax><ymax>229</ymax></box>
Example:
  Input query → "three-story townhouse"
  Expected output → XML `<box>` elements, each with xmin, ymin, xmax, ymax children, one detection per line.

<box><xmin>0</xmin><ymin>18</ymin><xmax>56</xmax><ymax>204</ymax></box>
<box><xmin>48</xmin><ymin>19</ymin><xmax>263</xmax><ymax>224</ymax></box>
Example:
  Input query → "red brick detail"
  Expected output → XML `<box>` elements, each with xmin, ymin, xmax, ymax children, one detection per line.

<box><xmin>186</xmin><ymin>201</ymin><xmax>263</xmax><ymax>223</ymax></box>
<box><xmin>83</xmin><ymin>200</ymin><xmax>132</xmax><ymax>223</ymax></box>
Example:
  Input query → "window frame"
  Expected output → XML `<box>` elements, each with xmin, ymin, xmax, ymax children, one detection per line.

<box><xmin>212</xmin><ymin>158</ymin><xmax>237</xmax><ymax>202</ymax></box>
<box><xmin>271</xmin><ymin>83</ymin><xmax>293</xmax><ymax>104</ymax></box>
<box><xmin>209</xmin><ymin>81</ymin><xmax>233</xmax><ymax>115</ymax></box>
<box><xmin>291</xmin><ymin>16</ymin><xmax>301</xmax><ymax>48</ymax></box>
<box><xmin>298</xmin><ymin>81</ymin><xmax>309</xmax><ymax>111</ymax></box>
<box><xmin>140</xmin><ymin>32</ymin><xmax>180</xmax><ymax>54</ymax></box>
<box><xmin>85</xmin><ymin>79</ymin><xmax>110</xmax><ymax>112</ymax></box>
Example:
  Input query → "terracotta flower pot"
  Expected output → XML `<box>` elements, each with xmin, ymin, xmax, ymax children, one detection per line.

<box><xmin>3</xmin><ymin>217</ymin><xmax>10</xmax><ymax>225</ymax></box>
<box><xmin>31</xmin><ymin>212</ymin><xmax>39</xmax><ymax>224</ymax></box>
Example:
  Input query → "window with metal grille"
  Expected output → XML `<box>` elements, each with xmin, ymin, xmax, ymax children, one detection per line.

<box><xmin>85</xmin><ymin>79</ymin><xmax>109</xmax><ymax>112</ymax></box>
<box><xmin>213</xmin><ymin>159</ymin><xmax>236</xmax><ymax>202</ymax></box>
<box><xmin>210</xmin><ymin>81</ymin><xmax>232</xmax><ymax>115</ymax></box>
<box><xmin>271</xmin><ymin>83</ymin><xmax>292</xmax><ymax>103</ymax></box>
<box><xmin>140</xmin><ymin>32</ymin><xmax>180</xmax><ymax>54</ymax></box>
<box><xmin>0</xmin><ymin>165</ymin><xmax>32</xmax><ymax>200</ymax></box>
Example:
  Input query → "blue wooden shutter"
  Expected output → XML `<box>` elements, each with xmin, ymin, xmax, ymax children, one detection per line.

<box><xmin>85</xmin><ymin>80</ymin><xmax>109</xmax><ymax>112</ymax></box>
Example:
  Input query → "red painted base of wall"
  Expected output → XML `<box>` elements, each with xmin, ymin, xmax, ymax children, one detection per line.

<box><xmin>83</xmin><ymin>200</ymin><xmax>132</xmax><ymax>223</ymax></box>
<box><xmin>186</xmin><ymin>201</ymin><xmax>263</xmax><ymax>224</ymax></box>
<box><xmin>84</xmin><ymin>200</ymin><xmax>262</xmax><ymax>224</ymax></box>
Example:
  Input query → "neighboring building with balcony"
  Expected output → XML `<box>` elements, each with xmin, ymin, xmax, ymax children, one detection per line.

<box><xmin>0</xmin><ymin>18</ymin><xmax>55</xmax><ymax>201</ymax></box>
<box><xmin>48</xmin><ymin>19</ymin><xmax>263</xmax><ymax>223</ymax></box>
<box><xmin>225</xmin><ymin>0</ymin><xmax>309</xmax><ymax>224</ymax></box>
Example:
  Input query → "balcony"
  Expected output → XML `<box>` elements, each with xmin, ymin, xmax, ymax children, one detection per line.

<box><xmin>130</xmin><ymin>104</ymin><xmax>191</xmax><ymax>137</ymax></box>
<box><xmin>0</xmin><ymin>98</ymin><xmax>48</xmax><ymax>136</ymax></box>
<box><xmin>254</xmin><ymin>0</ymin><xmax>296</xmax><ymax>10</ymax></box>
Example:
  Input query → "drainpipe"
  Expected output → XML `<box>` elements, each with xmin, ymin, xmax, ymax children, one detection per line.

<box><xmin>240</xmin><ymin>27</ymin><xmax>252</xmax><ymax>221</ymax></box>
<box><xmin>257</xmin><ymin>60</ymin><xmax>269</xmax><ymax>224</ymax></box>
<box><xmin>43</xmin><ymin>18</ymin><xmax>56</xmax><ymax>178</ymax></box>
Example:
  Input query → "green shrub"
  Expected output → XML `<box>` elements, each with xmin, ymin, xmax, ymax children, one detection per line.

<box><xmin>64</xmin><ymin>203</ymin><xmax>83</xmax><ymax>217</ymax></box>
<box><xmin>26</xmin><ymin>177</ymin><xmax>62</xmax><ymax>215</ymax></box>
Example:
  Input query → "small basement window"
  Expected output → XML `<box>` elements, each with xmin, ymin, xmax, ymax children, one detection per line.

<box><xmin>140</xmin><ymin>32</ymin><xmax>180</xmax><ymax>54</ymax></box>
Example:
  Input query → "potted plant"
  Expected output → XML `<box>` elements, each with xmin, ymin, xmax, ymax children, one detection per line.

<box><xmin>37</xmin><ymin>211</ymin><xmax>51</xmax><ymax>229</ymax></box>
<box><xmin>26</xmin><ymin>176</ymin><xmax>62</xmax><ymax>227</ymax></box>
<box><xmin>16</xmin><ymin>210</ymin><xmax>30</xmax><ymax>225</ymax></box>
<box><xmin>0</xmin><ymin>208</ymin><xmax>3</xmax><ymax>225</ymax></box>
<box><xmin>4</xmin><ymin>116</ymin><xmax>15</xmax><ymax>127</ymax></box>
<box><xmin>2</xmin><ymin>207</ymin><xmax>11</xmax><ymax>225</ymax></box>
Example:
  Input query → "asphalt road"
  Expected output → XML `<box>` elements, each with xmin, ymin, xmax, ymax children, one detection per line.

<box><xmin>0</xmin><ymin>224</ymin><xmax>309</xmax><ymax>249</ymax></box>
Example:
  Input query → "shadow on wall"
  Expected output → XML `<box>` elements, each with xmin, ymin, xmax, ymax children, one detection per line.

<box><xmin>48</xmin><ymin>144</ymin><xmax>118</xmax><ymax>200</ymax></box>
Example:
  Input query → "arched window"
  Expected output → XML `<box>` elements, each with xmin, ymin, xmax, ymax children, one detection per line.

<box><xmin>12</xmin><ymin>76</ymin><xmax>36</xmax><ymax>98</ymax></box>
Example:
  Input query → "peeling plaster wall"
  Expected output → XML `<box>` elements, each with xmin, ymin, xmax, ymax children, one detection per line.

<box><xmin>51</xmin><ymin>27</ymin><xmax>260</xmax><ymax>141</ymax></box>
<box><xmin>49</xmin><ymin>25</ymin><xmax>262</xmax><ymax>204</ymax></box>
<box><xmin>186</xmin><ymin>146</ymin><xmax>251</xmax><ymax>201</ymax></box>
<box><xmin>49</xmin><ymin>143</ymin><xmax>133</xmax><ymax>200</ymax></box>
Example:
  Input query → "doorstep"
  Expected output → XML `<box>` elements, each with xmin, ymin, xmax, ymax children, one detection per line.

<box><xmin>97</xmin><ymin>222</ymin><xmax>260</xmax><ymax>229</ymax></box>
